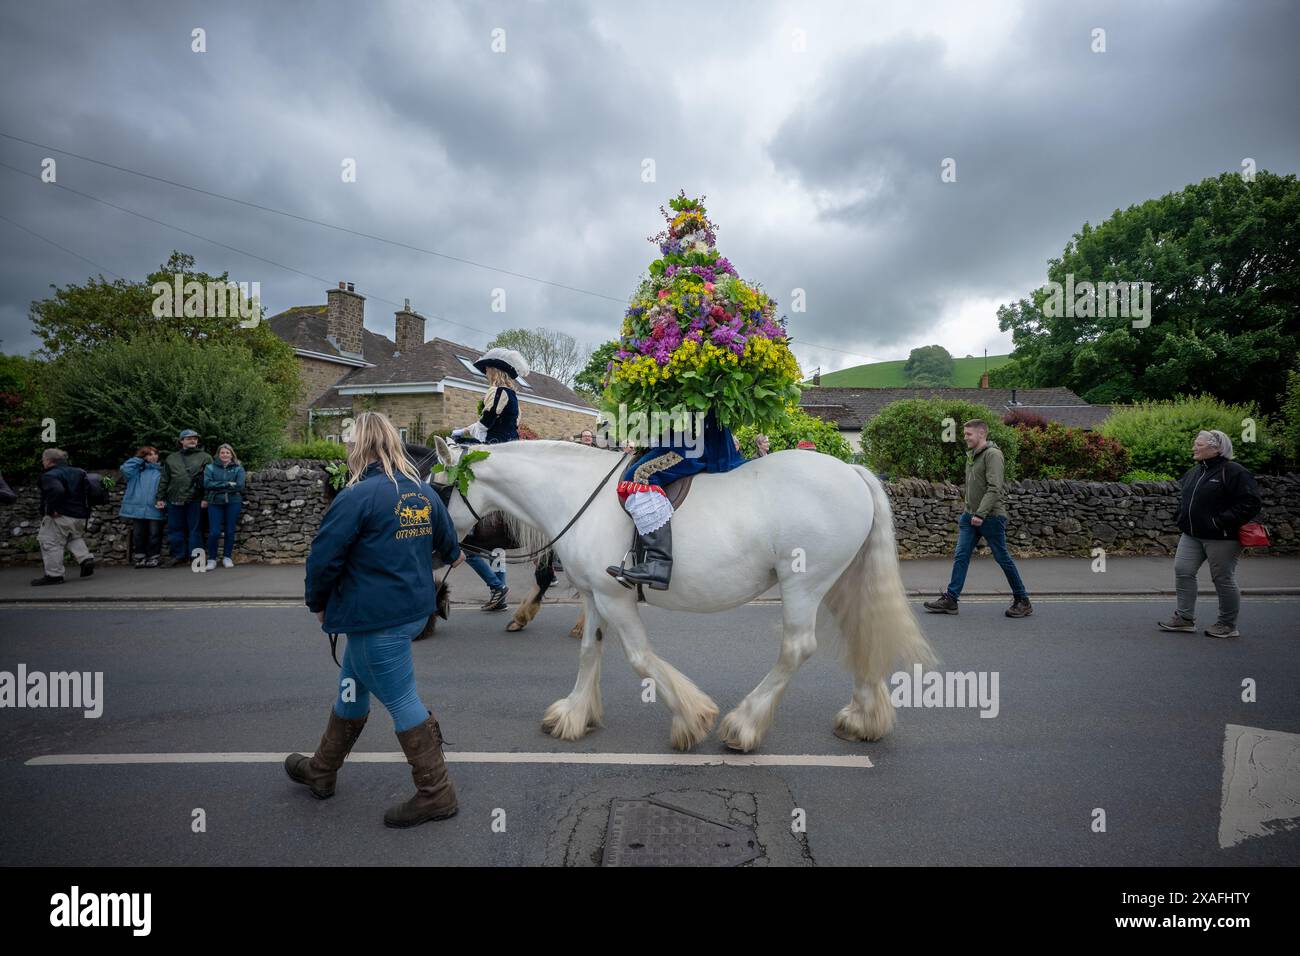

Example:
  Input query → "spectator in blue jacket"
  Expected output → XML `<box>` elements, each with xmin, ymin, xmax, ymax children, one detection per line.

<box><xmin>119</xmin><ymin>446</ymin><xmax>166</xmax><ymax>568</ymax></box>
<box><xmin>202</xmin><ymin>444</ymin><xmax>246</xmax><ymax>570</ymax></box>
<box><xmin>287</xmin><ymin>411</ymin><xmax>465</xmax><ymax>830</ymax></box>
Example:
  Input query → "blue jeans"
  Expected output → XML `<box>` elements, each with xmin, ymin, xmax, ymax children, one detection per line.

<box><xmin>166</xmin><ymin>501</ymin><xmax>202</xmax><ymax>560</ymax></box>
<box><xmin>206</xmin><ymin>499</ymin><xmax>242</xmax><ymax>559</ymax></box>
<box><xmin>945</xmin><ymin>513</ymin><xmax>1029</xmax><ymax>602</ymax></box>
<box><xmin>332</xmin><ymin>617</ymin><xmax>430</xmax><ymax>731</ymax></box>
<box><xmin>465</xmin><ymin>552</ymin><xmax>506</xmax><ymax>590</ymax></box>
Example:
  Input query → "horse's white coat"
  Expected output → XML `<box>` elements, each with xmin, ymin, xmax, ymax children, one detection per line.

<box><xmin>433</xmin><ymin>439</ymin><xmax>934</xmax><ymax>752</ymax></box>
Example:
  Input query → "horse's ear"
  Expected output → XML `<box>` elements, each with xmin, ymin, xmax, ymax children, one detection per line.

<box><xmin>434</xmin><ymin>435</ymin><xmax>454</xmax><ymax>466</ymax></box>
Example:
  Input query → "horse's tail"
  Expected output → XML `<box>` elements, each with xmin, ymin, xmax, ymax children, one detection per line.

<box><xmin>822</xmin><ymin>467</ymin><xmax>936</xmax><ymax>683</ymax></box>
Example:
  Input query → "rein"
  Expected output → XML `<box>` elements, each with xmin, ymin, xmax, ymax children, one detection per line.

<box><xmin>456</xmin><ymin>449</ymin><xmax>629</xmax><ymax>563</ymax></box>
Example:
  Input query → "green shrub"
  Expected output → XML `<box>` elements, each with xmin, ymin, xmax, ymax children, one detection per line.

<box><xmin>1100</xmin><ymin>396</ymin><xmax>1280</xmax><ymax>476</ymax></box>
<box><xmin>860</xmin><ymin>399</ymin><xmax>1019</xmax><ymax>482</ymax></box>
<box><xmin>1014</xmin><ymin>422</ymin><xmax>1130</xmax><ymax>481</ymax></box>
<box><xmin>735</xmin><ymin>405</ymin><xmax>853</xmax><ymax>462</ymax></box>
<box><xmin>280</xmin><ymin>439</ymin><xmax>348</xmax><ymax>460</ymax></box>
<box><xmin>1280</xmin><ymin>364</ymin><xmax>1300</xmax><ymax>468</ymax></box>
<box><xmin>1121</xmin><ymin>469</ymin><xmax>1176</xmax><ymax>482</ymax></box>
<box><xmin>45</xmin><ymin>333</ymin><xmax>286</xmax><ymax>470</ymax></box>
<box><xmin>0</xmin><ymin>353</ymin><xmax>49</xmax><ymax>482</ymax></box>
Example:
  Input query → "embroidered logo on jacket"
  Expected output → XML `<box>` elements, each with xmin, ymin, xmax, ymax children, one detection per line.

<box><xmin>394</xmin><ymin>493</ymin><xmax>434</xmax><ymax>540</ymax></box>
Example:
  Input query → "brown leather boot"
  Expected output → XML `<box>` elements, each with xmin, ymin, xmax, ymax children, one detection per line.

<box><xmin>285</xmin><ymin>709</ymin><xmax>368</xmax><ymax>799</ymax></box>
<box><xmin>384</xmin><ymin>714</ymin><xmax>458</xmax><ymax>828</ymax></box>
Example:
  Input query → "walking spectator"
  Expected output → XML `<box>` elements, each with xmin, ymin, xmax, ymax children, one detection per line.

<box><xmin>1159</xmin><ymin>429</ymin><xmax>1262</xmax><ymax>639</ymax></box>
<box><xmin>203</xmin><ymin>443</ymin><xmax>246</xmax><ymax>570</ymax></box>
<box><xmin>119</xmin><ymin>446</ymin><xmax>165</xmax><ymax>567</ymax></box>
<box><xmin>754</xmin><ymin>433</ymin><xmax>770</xmax><ymax>457</ymax></box>
<box><xmin>32</xmin><ymin>448</ymin><xmax>95</xmax><ymax>586</ymax></box>
<box><xmin>290</xmin><ymin>411</ymin><xmax>465</xmax><ymax>829</ymax></box>
<box><xmin>923</xmin><ymin>419</ymin><xmax>1033</xmax><ymax>618</ymax></box>
<box><xmin>161</xmin><ymin>429</ymin><xmax>212</xmax><ymax>567</ymax></box>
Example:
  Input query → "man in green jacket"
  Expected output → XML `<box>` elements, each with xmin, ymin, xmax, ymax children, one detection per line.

<box><xmin>160</xmin><ymin>429</ymin><xmax>212</xmax><ymax>567</ymax></box>
<box><xmin>923</xmin><ymin>419</ymin><xmax>1032</xmax><ymax>618</ymax></box>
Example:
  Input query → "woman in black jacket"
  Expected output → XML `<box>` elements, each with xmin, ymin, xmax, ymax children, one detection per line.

<box><xmin>1158</xmin><ymin>429</ymin><xmax>1261</xmax><ymax>639</ymax></box>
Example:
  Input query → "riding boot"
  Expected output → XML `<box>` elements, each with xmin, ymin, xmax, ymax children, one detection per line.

<box><xmin>618</xmin><ymin>520</ymin><xmax>673</xmax><ymax>590</ymax></box>
<box><xmin>284</xmin><ymin>709</ymin><xmax>369</xmax><ymax>799</ymax></box>
<box><xmin>384</xmin><ymin>713</ymin><xmax>459</xmax><ymax>828</ymax></box>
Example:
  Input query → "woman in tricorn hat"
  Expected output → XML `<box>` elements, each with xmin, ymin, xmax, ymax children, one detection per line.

<box><xmin>450</xmin><ymin>347</ymin><xmax>531</xmax><ymax>610</ymax></box>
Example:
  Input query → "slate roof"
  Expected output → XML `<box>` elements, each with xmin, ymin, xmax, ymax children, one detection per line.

<box><xmin>798</xmin><ymin>387</ymin><xmax>1110</xmax><ymax>430</ymax></box>
<box><xmin>266</xmin><ymin>306</ymin><xmax>397</xmax><ymax>366</ymax></box>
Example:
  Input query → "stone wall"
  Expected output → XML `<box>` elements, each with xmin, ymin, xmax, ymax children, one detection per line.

<box><xmin>4</xmin><ymin>466</ymin><xmax>1295</xmax><ymax>566</ymax></box>
<box><xmin>884</xmin><ymin>474</ymin><xmax>1299</xmax><ymax>556</ymax></box>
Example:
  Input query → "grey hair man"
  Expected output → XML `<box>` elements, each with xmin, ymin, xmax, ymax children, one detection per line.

<box><xmin>33</xmin><ymin>448</ymin><xmax>95</xmax><ymax>586</ymax></box>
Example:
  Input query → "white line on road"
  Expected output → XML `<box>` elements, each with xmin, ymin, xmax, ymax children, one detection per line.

<box><xmin>26</xmin><ymin>751</ymin><xmax>872</xmax><ymax>768</ymax></box>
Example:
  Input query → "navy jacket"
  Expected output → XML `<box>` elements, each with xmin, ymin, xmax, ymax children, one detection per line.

<box><xmin>1176</xmin><ymin>455</ymin><xmax>1261</xmax><ymax>540</ymax></box>
<box><xmin>305</xmin><ymin>461</ymin><xmax>462</xmax><ymax>634</ymax></box>
<box><xmin>39</xmin><ymin>464</ymin><xmax>91</xmax><ymax>519</ymax></box>
<box><xmin>479</xmin><ymin>386</ymin><xmax>519</xmax><ymax>443</ymax></box>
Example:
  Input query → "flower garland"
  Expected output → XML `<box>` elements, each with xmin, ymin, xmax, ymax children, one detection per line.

<box><xmin>601</xmin><ymin>192</ymin><xmax>803</xmax><ymax>431</ymax></box>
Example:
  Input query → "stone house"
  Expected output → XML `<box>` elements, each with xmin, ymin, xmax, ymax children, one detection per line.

<box><xmin>268</xmin><ymin>282</ymin><xmax>598</xmax><ymax>442</ymax></box>
<box><xmin>798</xmin><ymin>386</ymin><xmax>1112</xmax><ymax>452</ymax></box>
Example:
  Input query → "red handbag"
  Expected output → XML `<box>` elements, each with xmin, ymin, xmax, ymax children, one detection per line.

<box><xmin>1237</xmin><ymin>522</ymin><xmax>1270</xmax><ymax>547</ymax></box>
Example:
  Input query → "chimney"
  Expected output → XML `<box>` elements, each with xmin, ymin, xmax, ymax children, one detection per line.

<box><xmin>394</xmin><ymin>299</ymin><xmax>425</xmax><ymax>354</ymax></box>
<box><xmin>1010</xmin><ymin>387</ymin><xmax>1018</xmax><ymax>405</ymax></box>
<box><xmin>979</xmin><ymin>372</ymin><xmax>989</xmax><ymax>389</ymax></box>
<box><xmin>326</xmin><ymin>281</ymin><xmax>365</xmax><ymax>357</ymax></box>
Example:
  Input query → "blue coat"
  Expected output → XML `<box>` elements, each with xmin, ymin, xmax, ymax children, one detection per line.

<box><xmin>305</xmin><ymin>461</ymin><xmax>463</xmax><ymax>634</ymax></box>
<box><xmin>203</xmin><ymin>461</ymin><xmax>246</xmax><ymax>504</ymax></box>
<box><xmin>622</xmin><ymin>409</ymin><xmax>747</xmax><ymax>486</ymax></box>
<box><xmin>118</xmin><ymin>457</ymin><xmax>164</xmax><ymax>520</ymax></box>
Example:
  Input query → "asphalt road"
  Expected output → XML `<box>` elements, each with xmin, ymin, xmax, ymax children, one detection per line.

<box><xmin>1</xmin><ymin>598</ymin><xmax>1298</xmax><ymax>866</ymax></box>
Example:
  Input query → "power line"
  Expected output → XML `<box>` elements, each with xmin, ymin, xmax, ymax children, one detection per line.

<box><xmin>0</xmin><ymin>212</ymin><xmax>124</xmax><ymax>279</ymax></box>
<box><xmin>0</xmin><ymin>160</ymin><xmax>494</xmax><ymax>344</ymax></box>
<box><xmin>0</xmin><ymin>132</ymin><xmax>888</xmax><ymax>365</ymax></box>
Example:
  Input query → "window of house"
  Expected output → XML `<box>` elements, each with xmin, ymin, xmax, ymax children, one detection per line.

<box><xmin>398</xmin><ymin>427</ymin><xmax>409</xmax><ymax>440</ymax></box>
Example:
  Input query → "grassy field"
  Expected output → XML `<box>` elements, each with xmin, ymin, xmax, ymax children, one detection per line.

<box><xmin>811</xmin><ymin>354</ymin><xmax>1013</xmax><ymax>387</ymax></box>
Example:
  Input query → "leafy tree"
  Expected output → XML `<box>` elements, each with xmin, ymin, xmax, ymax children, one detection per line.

<box><xmin>903</xmin><ymin>344</ymin><xmax>954</xmax><ymax>387</ymax></box>
<box><xmin>860</xmin><ymin>398</ymin><xmax>1020</xmax><ymax>482</ymax></box>
<box><xmin>735</xmin><ymin>404</ymin><xmax>853</xmax><ymax>462</ymax></box>
<box><xmin>45</xmin><ymin>334</ymin><xmax>286</xmax><ymax>469</ymax></box>
<box><xmin>487</xmin><ymin>328</ymin><xmax>589</xmax><ymax>387</ymax></box>
<box><xmin>0</xmin><ymin>353</ymin><xmax>49</xmax><ymax>482</ymax></box>
<box><xmin>574</xmin><ymin>339</ymin><xmax>619</xmax><ymax>398</ymax></box>
<box><xmin>30</xmin><ymin>251</ymin><xmax>300</xmax><ymax>419</ymax></box>
<box><xmin>995</xmin><ymin>171</ymin><xmax>1300</xmax><ymax>411</ymax></box>
<box><xmin>1278</xmin><ymin>362</ymin><xmax>1300</xmax><ymax>468</ymax></box>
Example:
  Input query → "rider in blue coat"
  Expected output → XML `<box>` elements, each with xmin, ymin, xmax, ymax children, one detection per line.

<box><xmin>607</xmin><ymin>407</ymin><xmax>745</xmax><ymax>590</ymax></box>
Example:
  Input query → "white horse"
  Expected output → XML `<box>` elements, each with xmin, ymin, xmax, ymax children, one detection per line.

<box><xmin>432</xmin><ymin>437</ymin><xmax>934</xmax><ymax>752</ymax></box>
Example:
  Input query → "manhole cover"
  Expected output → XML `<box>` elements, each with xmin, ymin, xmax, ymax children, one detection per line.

<box><xmin>601</xmin><ymin>798</ymin><xmax>760</xmax><ymax>867</ymax></box>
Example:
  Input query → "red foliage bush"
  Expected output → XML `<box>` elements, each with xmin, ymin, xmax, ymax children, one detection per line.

<box><xmin>1003</xmin><ymin>408</ymin><xmax>1049</xmax><ymax>429</ymax></box>
<box><xmin>1014</xmin><ymin>422</ymin><xmax>1130</xmax><ymax>481</ymax></box>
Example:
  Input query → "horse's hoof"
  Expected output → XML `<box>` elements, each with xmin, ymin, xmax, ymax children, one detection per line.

<box><xmin>506</xmin><ymin>621</ymin><xmax>525</xmax><ymax>632</ymax></box>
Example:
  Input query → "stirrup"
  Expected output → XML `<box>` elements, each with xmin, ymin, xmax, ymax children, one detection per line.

<box><xmin>605</xmin><ymin>548</ymin><xmax>637</xmax><ymax>589</ymax></box>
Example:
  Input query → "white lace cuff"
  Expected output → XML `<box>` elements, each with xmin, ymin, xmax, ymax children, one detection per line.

<box><xmin>625</xmin><ymin>491</ymin><xmax>673</xmax><ymax>535</ymax></box>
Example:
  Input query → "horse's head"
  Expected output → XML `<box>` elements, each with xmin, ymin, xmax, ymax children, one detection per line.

<box><xmin>432</xmin><ymin>435</ymin><xmax>483</xmax><ymax>537</ymax></box>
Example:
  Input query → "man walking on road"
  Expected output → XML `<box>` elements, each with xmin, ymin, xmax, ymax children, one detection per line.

<box><xmin>32</xmin><ymin>448</ymin><xmax>95</xmax><ymax>586</ymax></box>
<box><xmin>923</xmin><ymin>419</ymin><xmax>1033</xmax><ymax>618</ymax></box>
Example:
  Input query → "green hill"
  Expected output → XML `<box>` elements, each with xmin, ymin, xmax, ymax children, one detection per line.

<box><xmin>810</xmin><ymin>354</ymin><xmax>1012</xmax><ymax>387</ymax></box>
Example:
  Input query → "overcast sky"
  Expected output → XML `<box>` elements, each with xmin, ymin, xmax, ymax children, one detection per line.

<box><xmin>1</xmin><ymin>0</ymin><xmax>1297</xmax><ymax>373</ymax></box>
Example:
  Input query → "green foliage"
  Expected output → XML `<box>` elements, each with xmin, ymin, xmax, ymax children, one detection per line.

<box><xmin>45</xmin><ymin>333</ymin><xmax>286</xmax><ymax>470</ymax></box>
<box><xmin>1120</xmin><ymin>469</ymin><xmax>1176</xmax><ymax>482</ymax></box>
<box><xmin>734</xmin><ymin>404</ymin><xmax>853</xmax><ymax>462</ymax></box>
<box><xmin>0</xmin><ymin>353</ymin><xmax>49</xmax><ymax>481</ymax></box>
<box><xmin>323</xmin><ymin>461</ymin><xmax>348</xmax><ymax>491</ymax></box>
<box><xmin>280</xmin><ymin>439</ymin><xmax>349</xmax><ymax>460</ymax></box>
<box><xmin>995</xmin><ymin>170</ymin><xmax>1300</xmax><ymax>413</ymax></box>
<box><xmin>575</xmin><ymin>340</ymin><xmax>619</xmax><ymax>398</ymax></box>
<box><xmin>1279</xmin><ymin>363</ymin><xmax>1300</xmax><ymax>468</ymax></box>
<box><xmin>902</xmin><ymin>345</ymin><xmax>955</xmax><ymax>387</ymax></box>
<box><xmin>30</xmin><ymin>251</ymin><xmax>301</xmax><ymax>420</ymax></box>
<box><xmin>1100</xmin><ymin>395</ymin><xmax>1280</xmax><ymax>476</ymax></box>
<box><xmin>860</xmin><ymin>399</ymin><xmax>1020</xmax><ymax>482</ymax></box>
<box><xmin>432</xmin><ymin>448</ymin><xmax>490</xmax><ymax>496</ymax></box>
<box><xmin>1013</xmin><ymin>422</ymin><xmax>1130</xmax><ymax>481</ymax></box>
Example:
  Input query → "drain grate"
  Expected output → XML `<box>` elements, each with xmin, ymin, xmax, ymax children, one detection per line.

<box><xmin>601</xmin><ymin>798</ymin><xmax>760</xmax><ymax>867</ymax></box>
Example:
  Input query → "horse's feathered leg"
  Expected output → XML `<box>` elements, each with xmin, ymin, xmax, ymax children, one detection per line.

<box><xmin>540</xmin><ymin>592</ymin><xmax>604</xmax><ymax>740</ymax></box>
<box><xmin>597</xmin><ymin>592</ymin><xmax>717</xmax><ymax>751</ymax></box>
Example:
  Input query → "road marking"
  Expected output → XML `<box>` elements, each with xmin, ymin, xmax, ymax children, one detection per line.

<box><xmin>1219</xmin><ymin>724</ymin><xmax>1300</xmax><ymax>848</ymax></box>
<box><xmin>26</xmin><ymin>750</ymin><xmax>872</xmax><ymax>768</ymax></box>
